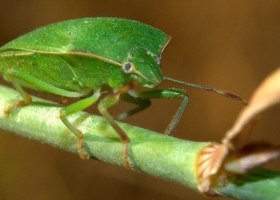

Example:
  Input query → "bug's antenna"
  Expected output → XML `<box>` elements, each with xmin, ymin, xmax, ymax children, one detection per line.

<box><xmin>164</xmin><ymin>77</ymin><xmax>247</xmax><ymax>105</ymax></box>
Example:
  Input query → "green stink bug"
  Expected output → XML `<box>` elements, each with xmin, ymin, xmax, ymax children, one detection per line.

<box><xmin>0</xmin><ymin>18</ymin><xmax>246</xmax><ymax>167</ymax></box>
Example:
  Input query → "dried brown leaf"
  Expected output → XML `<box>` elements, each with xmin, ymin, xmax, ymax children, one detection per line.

<box><xmin>223</xmin><ymin>68</ymin><xmax>280</xmax><ymax>147</ymax></box>
<box><xmin>224</xmin><ymin>142</ymin><xmax>280</xmax><ymax>174</ymax></box>
<box><xmin>197</xmin><ymin>68</ymin><xmax>280</xmax><ymax>194</ymax></box>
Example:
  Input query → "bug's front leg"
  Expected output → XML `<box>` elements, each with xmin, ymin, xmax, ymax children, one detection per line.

<box><xmin>119</xmin><ymin>88</ymin><xmax>189</xmax><ymax>136</ymax></box>
<box><xmin>161</xmin><ymin>89</ymin><xmax>189</xmax><ymax>136</ymax></box>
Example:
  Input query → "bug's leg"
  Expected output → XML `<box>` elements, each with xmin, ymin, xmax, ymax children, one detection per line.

<box><xmin>115</xmin><ymin>93</ymin><xmax>151</xmax><ymax>121</ymax></box>
<box><xmin>4</xmin><ymin>75</ymin><xmax>32</xmax><ymax>116</ymax></box>
<box><xmin>98</xmin><ymin>88</ymin><xmax>134</xmax><ymax>168</ymax></box>
<box><xmin>119</xmin><ymin>88</ymin><xmax>189</xmax><ymax>136</ymax></box>
<box><xmin>148</xmin><ymin>89</ymin><xmax>188</xmax><ymax>136</ymax></box>
<box><xmin>164</xmin><ymin>93</ymin><xmax>188</xmax><ymax>136</ymax></box>
<box><xmin>60</xmin><ymin>90</ymin><xmax>101</xmax><ymax>160</ymax></box>
<box><xmin>5</xmin><ymin>68</ymin><xmax>87</xmax><ymax>98</ymax></box>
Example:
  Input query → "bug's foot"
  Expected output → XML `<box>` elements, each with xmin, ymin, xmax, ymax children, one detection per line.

<box><xmin>4</xmin><ymin>108</ymin><xmax>11</xmax><ymax>117</ymax></box>
<box><xmin>77</xmin><ymin>137</ymin><xmax>90</xmax><ymax>160</ymax></box>
<box><xmin>123</xmin><ymin>157</ymin><xmax>133</xmax><ymax>169</ymax></box>
<box><xmin>122</xmin><ymin>143</ymin><xmax>133</xmax><ymax>169</ymax></box>
<box><xmin>4</xmin><ymin>100</ymin><xmax>28</xmax><ymax>117</ymax></box>
<box><xmin>78</xmin><ymin>149</ymin><xmax>90</xmax><ymax>160</ymax></box>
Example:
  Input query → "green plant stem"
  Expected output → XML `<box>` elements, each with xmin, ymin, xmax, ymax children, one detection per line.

<box><xmin>217</xmin><ymin>168</ymin><xmax>280</xmax><ymax>200</ymax></box>
<box><xmin>0</xmin><ymin>84</ymin><xmax>207</xmax><ymax>191</ymax></box>
<box><xmin>0</xmin><ymin>84</ymin><xmax>279</xmax><ymax>199</ymax></box>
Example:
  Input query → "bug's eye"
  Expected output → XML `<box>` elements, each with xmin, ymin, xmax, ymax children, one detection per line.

<box><xmin>122</xmin><ymin>61</ymin><xmax>134</xmax><ymax>74</ymax></box>
<box><xmin>153</xmin><ymin>56</ymin><xmax>162</xmax><ymax>66</ymax></box>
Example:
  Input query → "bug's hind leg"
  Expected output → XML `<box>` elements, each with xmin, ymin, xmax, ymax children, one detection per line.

<box><xmin>4</xmin><ymin>75</ymin><xmax>32</xmax><ymax>116</ymax></box>
<box><xmin>60</xmin><ymin>90</ymin><xmax>101</xmax><ymax>160</ymax></box>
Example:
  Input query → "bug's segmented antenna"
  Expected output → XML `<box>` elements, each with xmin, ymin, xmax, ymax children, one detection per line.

<box><xmin>164</xmin><ymin>77</ymin><xmax>247</xmax><ymax>105</ymax></box>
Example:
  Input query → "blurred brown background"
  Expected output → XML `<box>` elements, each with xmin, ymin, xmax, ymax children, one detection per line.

<box><xmin>0</xmin><ymin>1</ymin><xmax>280</xmax><ymax>199</ymax></box>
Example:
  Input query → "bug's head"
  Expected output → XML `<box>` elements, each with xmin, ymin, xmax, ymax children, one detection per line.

<box><xmin>122</xmin><ymin>47</ymin><xmax>163</xmax><ymax>88</ymax></box>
